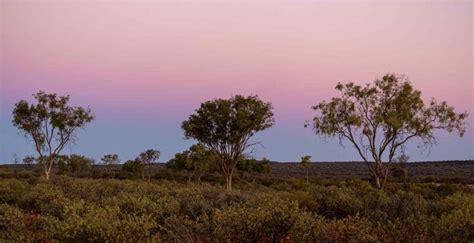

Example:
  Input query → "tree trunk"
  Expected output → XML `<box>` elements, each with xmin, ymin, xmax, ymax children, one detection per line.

<box><xmin>226</xmin><ymin>172</ymin><xmax>233</xmax><ymax>191</ymax></box>
<box><xmin>45</xmin><ymin>169</ymin><xmax>51</xmax><ymax>180</ymax></box>
<box><xmin>374</xmin><ymin>175</ymin><xmax>382</xmax><ymax>189</ymax></box>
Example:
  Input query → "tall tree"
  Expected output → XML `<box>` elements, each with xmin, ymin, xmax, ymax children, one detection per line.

<box><xmin>101</xmin><ymin>154</ymin><xmax>120</xmax><ymax>179</ymax></box>
<box><xmin>182</xmin><ymin>95</ymin><xmax>274</xmax><ymax>191</ymax></box>
<box><xmin>309</xmin><ymin>74</ymin><xmax>468</xmax><ymax>189</ymax></box>
<box><xmin>12</xmin><ymin>91</ymin><xmax>94</xmax><ymax>180</ymax></box>
<box><xmin>136</xmin><ymin>149</ymin><xmax>160</xmax><ymax>181</ymax></box>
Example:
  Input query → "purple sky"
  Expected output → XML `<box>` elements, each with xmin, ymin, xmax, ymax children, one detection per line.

<box><xmin>1</xmin><ymin>1</ymin><xmax>472</xmax><ymax>163</ymax></box>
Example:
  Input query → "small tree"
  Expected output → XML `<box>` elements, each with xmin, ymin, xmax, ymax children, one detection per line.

<box><xmin>22</xmin><ymin>156</ymin><xmax>36</xmax><ymax>167</ymax></box>
<box><xmin>237</xmin><ymin>157</ymin><xmax>271</xmax><ymax>182</ymax></box>
<box><xmin>57</xmin><ymin>154</ymin><xmax>94</xmax><ymax>177</ymax></box>
<box><xmin>12</xmin><ymin>91</ymin><xmax>94</xmax><ymax>180</ymax></box>
<box><xmin>101</xmin><ymin>154</ymin><xmax>119</xmax><ymax>178</ymax></box>
<box><xmin>300</xmin><ymin>155</ymin><xmax>312</xmax><ymax>183</ymax></box>
<box><xmin>187</xmin><ymin>144</ymin><xmax>218</xmax><ymax>182</ymax></box>
<box><xmin>166</xmin><ymin>144</ymin><xmax>218</xmax><ymax>182</ymax></box>
<box><xmin>136</xmin><ymin>149</ymin><xmax>160</xmax><ymax>181</ymax></box>
<box><xmin>167</xmin><ymin>151</ymin><xmax>194</xmax><ymax>181</ymax></box>
<box><xmin>182</xmin><ymin>95</ymin><xmax>274</xmax><ymax>191</ymax></box>
<box><xmin>309</xmin><ymin>74</ymin><xmax>468</xmax><ymax>189</ymax></box>
<box><xmin>122</xmin><ymin>160</ymin><xmax>144</xmax><ymax>178</ymax></box>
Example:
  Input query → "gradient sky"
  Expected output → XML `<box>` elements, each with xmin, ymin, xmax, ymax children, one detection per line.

<box><xmin>1</xmin><ymin>0</ymin><xmax>473</xmax><ymax>163</ymax></box>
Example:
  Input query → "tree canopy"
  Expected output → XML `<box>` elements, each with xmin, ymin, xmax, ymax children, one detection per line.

<box><xmin>166</xmin><ymin>144</ymin><xmax>218</xmax><ymax>182</ymax></box>
<box><xmin>309</xmin><ymin>74</ymin><xmax>468</xmax><ymax>189</ymax></box>
<box><xmin>136</xmin><ymin>149</ymin><xmax>160</xmax><ymax>180</ymax></box>
<box><xmin>182</xmin><ymin>95</ymin><xmax>274</xmax><ymax>191</ymax></box>
<box><xmin>12</xmin><ymin>91</ymin><xmax>94</xmax><ymax>180</ymax></box>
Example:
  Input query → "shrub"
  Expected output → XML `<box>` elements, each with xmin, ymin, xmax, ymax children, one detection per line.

<box><xmin>313</xmin><ymin>185</ymin><xmax>363</xmax><ymax>218</ymax></box>
<box><xmin>19</xmin><ymin>183</ymin><xmax>67</xmax><ymax>218</ymax></box>
<box><xmin>0</xmin><ymin>204</ymin><xmax>28</xmax><ymax>242</ymax></box>
<box><xmin>0</xmin><ymin>179</ymin><xmax>26</xmax><ymax>204</ymax></box>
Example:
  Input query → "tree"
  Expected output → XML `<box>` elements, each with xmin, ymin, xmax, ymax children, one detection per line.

<box><xmin>236</xmin><ymin>157</ymin><xmax>271</xmax><ymax>182</ymax></box>
<box><xmin>309</xmin><ymin>74</ymin><xmax>468</xmax><ymax>189</ymax></box>
<box><xmin>101</xmin><ymin>154</ymin><xmax>119</xmax><ymax>178</ymax></box>
<box><xmin>136</xmin><ymin>149</ymin><xmax>160</xmax><ymax>181</ymax></box>
<box><xmin>12</xmin><ymin>91</ymin><xmax>94</xmax><ymax>180</ymax></box>
<box><xmin>182</xmin><ymin>95</ymin><xmax>274</xmax><ymax>191</ymax></box>
<box><xmin>300</xmin><ymin>155</ymin><xmax>312</xmax><ymax>183</ymax></box>
<box><xmin>122</xmin><ymin>160</ymin><xmax>144</xmax><ymax>176</ymax></box>
<box><xmin>167</xmin><ymin>144</ymin><xmax>218</xmax><ymax>182</ymax></box>
<box><xmin>187</xmin><ymin>144</ymin><xmax>218</xmax><ymax>182</ymax></box>
<box><xmin>57</xmin><ymin>154</ymin><xmax>94</xmax><ymax>177</ymax></box>
<box><xmin>22</xmin><ymin>156</ymin><xmax>36</xmax><ymax>167</ymax></box>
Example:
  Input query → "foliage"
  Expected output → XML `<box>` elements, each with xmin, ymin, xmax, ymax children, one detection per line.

<box><xmin>182</xmin><ymin>95</ymin><xmax>274</xmax><ymax>191</ymax></box>
<box><xmin>12</xmin><ymin>91</ymin><xmax>94</xmax><ymax>180</ymax></box>
<box><xmin>300</xmin><ymin>155</ymin><xmax>312</xmax><ymax>183</ymax></box>
<box><xmin>166</xmin><ymin>144</ymin><xmax>218</xmax><ymax>182</ymax></box>
<box><xmin>101</xmin><ymin>154</ymin><xmax>119</xmax><ymax>178</ymax></box>
<box><xmin>136</xmin><ymin>149</ymin><xmax>160</xmax><ymax>180</ymax></box>
<box><xmin>236</xmin><ymin>157</ymin><xmax>270</xmax><ymax>182</ymax></box>
<box><xmin>0</xmin><ymin>204</ymin><xmax>28</xmax><ymax>242</ymax></box>
<box><xmin>57</xmin><ymin>154</ymin><xmax>94</xmax><ymax>177</ymax></box>
<box><xmin>121</xmin><ymin>160</ymin><xmax>144</xmax><ymax>177</ymax></box>
<box><xmin>310</xmin><ymin>74</ymin><xmax>468</xmax><ymax>189</ymax></box>
<box><xmin>0</xmin><ymin>176</ymin><xmax>472</xmax><ymax>242</ymax></box>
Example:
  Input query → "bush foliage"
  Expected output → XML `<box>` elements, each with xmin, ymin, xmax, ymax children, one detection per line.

<box><xmin>0</xmin><ymin>176</ymin><xmax>472</xmax><ymax>242</ymax></box>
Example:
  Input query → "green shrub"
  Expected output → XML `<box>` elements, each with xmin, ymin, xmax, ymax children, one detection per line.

<box><xmin>292</xmin><ymin>213</ymin><xmax>379</xmax><ymax>242</ymax></box>
<box><xmin>0</xmin><ymin>179</ymin><xmax>26</xmax><ymax>204</ymax></box>
<box><xmin>213</xmin><ymin>196</ymin><xmax>299</xmax><ymax>242</ymax></box>
<box><xmin>44</xmin><ymin>200</ymin><xmax>159</xmax><ymax>242</ymax></box>
<box><xmin>0</xmin><ymin>204</ymin><xmax>29</xmax><ymax>242</ymax></box>
<box><xmin>313</xmin><ymin>185</ymin><xmax>363</xmax><ymax>218</ymax></box>
<box><xmin>19</xmin><ymin>183</ymin><xmax>68</xmax><ymax>218</ymax></box>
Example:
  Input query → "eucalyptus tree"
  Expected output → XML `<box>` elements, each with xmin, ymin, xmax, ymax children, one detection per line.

<box><xmin>101</xmin><ymin>154</ymin><xmax>120</xmax><ymax>178</ymax></box>
<box><xmin>136</xmin><ymin>149</ymin><xmax>160</xmax><ymax>181</ymax></box>
<box><xmin>12</xmin><ymin>91</ymin><xmax>94</xmax><ymax>180</ymax></box>
<box><xmin>182</xmin><ymin>95</ymin><xmax>274</xmax><ymax>191</ymax></box>
<box><xmin>309</xmin><ymin>74</ymin><xmax>467</xmax><ymax>189</ymax></box>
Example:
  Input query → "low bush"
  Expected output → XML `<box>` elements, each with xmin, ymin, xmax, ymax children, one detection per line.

<box><xmin>0</xmin><ymin>176</ymin><xmax>472</xmax><ymax>242</ymax></box>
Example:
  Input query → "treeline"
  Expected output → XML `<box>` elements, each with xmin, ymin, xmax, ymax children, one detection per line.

<box><xmin>2</xmin><ymin>159</ymin><xmax>473</xmax><ymax>185</ymax></box>
<box><xmin>10</xmin><ymin>74</ymin><xmax>468</xmax><ymax>191</ymax></box>
<box><xmin>1</xmin><ymin>177</ymin><xmax>473</xmax><ymax>242</ymax></box>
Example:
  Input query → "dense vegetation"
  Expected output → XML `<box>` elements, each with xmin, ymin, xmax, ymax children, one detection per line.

<box><xmin>4</xmin><ymin>74</ymin><xmax>471</xmax><ymax>241</ymax></box>
<box><xmin>0</xmin><ymin>170</ymin><xmax>472</xmax><ymax>242</ymax></box>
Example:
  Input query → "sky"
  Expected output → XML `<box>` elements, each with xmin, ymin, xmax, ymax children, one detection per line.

<box><xmin>1</xmin><ymin>0</ymin><xmax>473</xmax><ymax>163</ymax></box>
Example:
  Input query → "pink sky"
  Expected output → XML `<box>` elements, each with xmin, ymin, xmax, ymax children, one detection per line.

<box><xmin>1</xmin><ymin>1</ymin><xmax>472</xmax><ymax>162</ymax></box>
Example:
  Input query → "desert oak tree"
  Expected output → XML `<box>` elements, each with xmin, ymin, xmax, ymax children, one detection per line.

<box><xmin>182</xmin><ymin>95</ymin><xmax>274</xmax><ymax>191</ymax></box>
<box><xmin>309</xmin><ymin>74</ymin><xmax>467</xmax><ymax>189</ymax></box>
<box><xmin>12</xmin><ymin>91</ymin><xmax>94</xmax><ymax>180</ymax></box>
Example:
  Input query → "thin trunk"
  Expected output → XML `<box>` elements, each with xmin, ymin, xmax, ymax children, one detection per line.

<box><xmin>374</xmin><ymin>176</ymin><xmax>381</xmax><ymax>189</ymax></box>
<box><xmin>226</xmin><ymin>172</ymin><xmax>233</xmax><ymax>191</ymax></box>
<box><xmin>45</xmin><ymin>170</ymin><xmax>50</xmax><ymax>180</ymax></box>
<box><xmin>44</xmin><ymin>157</ymin><xmax>54</xmax><ymax>181</ymax></box>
